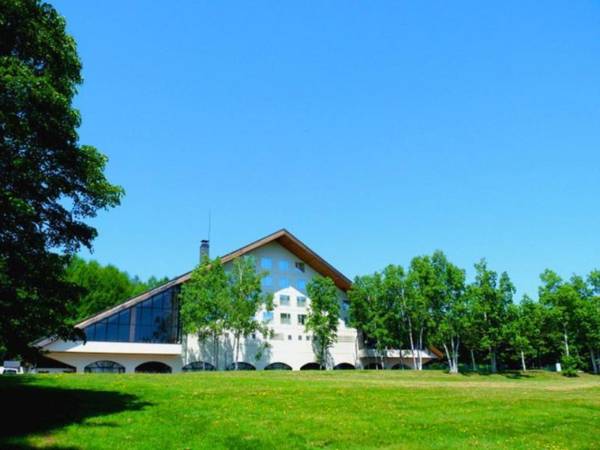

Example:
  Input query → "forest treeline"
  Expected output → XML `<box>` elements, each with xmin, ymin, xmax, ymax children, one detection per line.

<box><xmin>65</xmin><ymin>256</ymin><xmax>168</xmax><ymax>322</ymax></box>
<box><xmin>348</xmin><ymin>251</ymin><xmax>600</xmax><ymax>376</ymax></box>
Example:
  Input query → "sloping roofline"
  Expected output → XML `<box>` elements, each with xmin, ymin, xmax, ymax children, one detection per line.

<box><xmin>71</xmin><ymin>229</ymin><xmax>352</xmax><ymax>331</ymax></box>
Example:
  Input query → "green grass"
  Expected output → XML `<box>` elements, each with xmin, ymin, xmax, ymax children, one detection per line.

<box><xmin>2</xmin><ymin>371</ymin><xmax>599</xmax><ymax>449</ymax></box>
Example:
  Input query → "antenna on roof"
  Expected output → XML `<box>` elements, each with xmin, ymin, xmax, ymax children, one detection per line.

<box><xmin>207</xmin><ymin>209</ymin><xmax>212</xmax><ymax>242</ymax></box>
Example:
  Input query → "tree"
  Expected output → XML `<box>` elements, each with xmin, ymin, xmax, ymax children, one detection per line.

<box><xmin>0</xmin><ymin>0</ymin><xmax>123</xmax><ymax>357</ymax></box>
<box><xmin>306</xmin><ymin>275</ymin><xmax>340</xmax><ymax>368</ymax></box>
<box><xmin>505</xmin><ymin>296</ymin><xmax>544</xmax><ymax>371</ymax></box>
<box><xmin>227</xmin><ymin>256</ymin><xmax>273</xmax><ymax>370</ymax></box>
<box><xmin>404</xmin><ymin>256</ymin><xmax>436</xmax><ymax>370</ymax></box>
<box><xmin>349</xmin><ymin>272</ymin><xmax>394</xmax><ymax>370</ymax></box>
<box><xmin>421</xmin><ymin>252</ymin><xmax>466</xmax><ymax>374</ymax></box>
<box><xmin>538</xmin><ymin>270</ymin><xmax>581</xmax><ymax>361</ymax></box>
<box><xmin>582</xmin><ymin>271</ymin><xmax>600</xmax><ymax>373</ymax></box>
<box><xmin>65</xmin><ymin>256</ymin><xmax>167</xmax><ymax>321</ymax></box>
<box><xmin>470</xmin><ymin>260</ymin><xmax>515</xmax><ymax>373</ymax></box>
<box><xmin>179</xmin><ymin>256</ymin><xmax>230</xmax><ymax>369</ymax></box>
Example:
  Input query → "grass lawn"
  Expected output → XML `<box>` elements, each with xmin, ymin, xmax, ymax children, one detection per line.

<box><xmin>1</xmin><ymin>370</ymin><xmax>599</xmax><ymax>449</ymax></box>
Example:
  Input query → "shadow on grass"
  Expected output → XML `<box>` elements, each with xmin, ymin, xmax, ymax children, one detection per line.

<box><xmin>0</xmin><ymin>377</ymin><xmax>151</xmax><ymax>449</ymax></box>
<box><xmin>458</xmin><ymin>370</ymin><xmax>534</xmax><ymax>379</ymax></box>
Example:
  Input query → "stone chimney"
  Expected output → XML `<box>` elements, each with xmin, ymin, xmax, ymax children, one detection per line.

<box><xmin>199</xmin><ymin>239</ymin><xmax>210</xmax><ymax>261</ymax></box>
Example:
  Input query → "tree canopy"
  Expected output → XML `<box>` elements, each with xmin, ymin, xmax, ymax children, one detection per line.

<box><xmin>0</xmin><ymin>0</ymin><xmax>123</xmax><ymax>357</ymax></box>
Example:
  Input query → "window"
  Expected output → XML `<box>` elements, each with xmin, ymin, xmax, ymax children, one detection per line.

<box><xmin>83</xmin><ymin>287</ymin><xmax>180</xmax><ymax>344</ymax></box>
<box><xmin>296</xmin><ymin>279</ymin><xmax>306</xmax><ymax>291</ymax></box>
<box><xmin>251</xmin><ymin>333</ymin><xmax>256</xmax><ymax>340</ymax></box>
<box><xmin>297</xmin><ymin>296</ymin><xmax>307</xmax><ymax>307</ymax></box>
<box><xmin>298</xmin><ymin>335</ymin><xmax>303</xmax><ymax>341</ymax></box>
<box><xmin>182</xmin><ymin>361</ymin><xmax>215</xmax><ymax>372</ymax></box>
<box><xmin>84</xmin><ymin>360</ymin><xmax>125</xmax><ymax>374</ymax></box>
<box><xmin>278</xmin><ymin>260</ymin><xmax>289</xmax><ymax>272</ymax></box>
<box><xmin>279</xmin><ymin>295</ymin><xmax>290</xmax><ymax>306</ymax></box>
<box><xmin>288</xmin><ymin>335</ymin><xmax>292</xmax><ymax>340</ymax></box>
<box><xmin>262</xmin><ymin>311</ymin><xmax>274</xmax><ymax>323</ymax></box>
<box><xmin>297</xmin><ymin>314</ymin><xmax>306</xmax><ymax>325</ymax></box>
<box><xmin>262</xmin><ymin>275</ymin><xmax>273</xmax><ymax>288</ymax></box>
<box><xmin>260</xmin><ymin>257</ymin><xmax>272</xmax><ymax>270</ymax></box>
<box><xmin>280</xmin><ymin>313</ymin><xmax>291</xmax><ymax>325</ymax></box>
<box><xmin>306</xmin><ymin>335</ymin><xmax>311</xmax><ymax>341</ymax></box>
<box><xmin>295</xmin><ymin>262</ymin><xmax>305</xmax><ymax>273</ymax></box>
<box><xmin>278</xmin><ymin>277</ymin><xmax>289</xmax><ymax>289</ymax></box>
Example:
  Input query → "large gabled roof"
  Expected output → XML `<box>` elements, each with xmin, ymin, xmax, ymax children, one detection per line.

<box><xmin>73</xmin><ymin>229</ymin><xmax>351</xmax><ymax>331</ymax></box>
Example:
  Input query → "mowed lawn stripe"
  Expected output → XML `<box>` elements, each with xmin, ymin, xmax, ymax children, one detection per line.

<box><xmin>1</xmin><ymin>371</ymin><xmax>599</xmax><ymax>449</ymax></box>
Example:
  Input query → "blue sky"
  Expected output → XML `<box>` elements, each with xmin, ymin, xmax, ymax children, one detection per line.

<box><xmin>53</xmin><ymin>1</ymin><xmax>600</xmax><ymax>298</ymax></box>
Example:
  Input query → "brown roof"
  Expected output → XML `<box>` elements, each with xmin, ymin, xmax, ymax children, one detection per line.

<box><xmin>74</xmin><ymin>229</ymin><xmax>351</xmax><ymax>330</ymax></box>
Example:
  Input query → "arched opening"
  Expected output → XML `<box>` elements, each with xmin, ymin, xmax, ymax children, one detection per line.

<box><xmin>84</xmin><ymin>360</ymin><xmax>125</xmax><ymax>374</ymax></box>
<box><xmin>364</xmin><ymin>362</ymin><xmax>384</xmax><ymax>370</ymax></box>
<box><xmin>333</xmin><ymin>363</ymin><xmax>355</xmax><ymax>370</ymax></box>
<box><xmin>226</xmin><ymin>362</ymin><xmax>256</xmax><ymax>371</ymax></box>
<box><xmin>135</xmin><ymin>361</ymin><xmax>172</xmax><ymax>373</ymax></box>
<box><xmin>391</xmin><ymin>363</ymin><xmax>410</xmax><ymax>370</ymax></box>
<box><xmin>182</xmin><ymin>361</ymin><xmax>216</xmax><ymax>372</ymax></box>
<box><xmin>264</xmin><ymin>362</ymin><xmax>292</xmax><ymax>371</ymax></box>
<box><xmin>300</xmin><ymin>362</ymin><xmax>324</xmax><ymax>370</ymax></box>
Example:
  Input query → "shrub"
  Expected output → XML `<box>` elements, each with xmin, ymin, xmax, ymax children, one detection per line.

<box><xmin>561</xmin><ymin>355</ymin><xmax>579</xmax><ymax>377</ymax></box>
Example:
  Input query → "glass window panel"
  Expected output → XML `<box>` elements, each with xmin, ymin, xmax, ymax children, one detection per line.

<box><xmin>107</xmin><ymin>313</ymin><xmax>119</xmax><ymax>327</ymax></box>
<box><xmin>118</xmin><ymin>325</ymin><xmax>130</xmax><ymax>342</ymax></box>
<box><xmin>279</xmin><ymin>295</ymin><xmax>290</xmax><ymax>306</ymax></box>
<box><xmin>280</xmin><ymin>313</ymin><xmax>291</xmax><ymax>325</ymax></box>
<box><xmin>297</xmin><ymin>296</ymin><xmax>307</xmax><ymax>307</ymax></box>
<box><xmin>95</xmin><ymin>321</ymin><xmax>107</xmax><ymax>341</ymax></box>
<box><xmin>85</xmin><ymin>324</ymin><xmax>95</xmax><ymax>341</ymax></box>
<box><xmin>106</xmin><ymin>323</ymin><xmax>119</xmax><ymax>341</ymax></box>
<box><xmin>141</xmin><ymin>307</ymin><xmax>153</xmax><ymax>325</ymax></box>
<box><xmin>117</xmin><ymin>309</ymin><xmax>130</xmax><ymax>326</ymax></box>
<box><xmin>161</xmin><ymin>291</ymin><xmax>171</xmax><ymax>309</ymax></box>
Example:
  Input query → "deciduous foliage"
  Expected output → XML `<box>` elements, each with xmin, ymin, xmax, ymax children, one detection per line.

<box><xmin>0</xmin><ymin>0</ymin><xmax>123</xmax><ymax>357</ymax></box>
<box><xmin>227</xmin><ymin>257</ymin><xmax>273</xmax><ymax>370</ymax></box>
<box><xmin>306</xmin><ymin>275</ymin><xmax>340</xmax><ymax>367</ymax></box>
<box><xmin>179</xmin><ymin>256</ymin><xmax>229</xmax><ymax>369</ymax></box>
<box><xmin>65</xmin><ymin>256</ymin><xmax>167</xmax><ymax>322</ymax></box>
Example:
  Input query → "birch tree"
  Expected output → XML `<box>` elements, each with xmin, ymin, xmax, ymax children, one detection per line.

<box><xmin>227</xmin><ymin>256</ymin><xmax>273</xmax><ymax>370</ymax></box>
<box><xmin>306</xmin><ymin>276</ymin><xmax>340</xmax><ymax>368</ymax></box>
<box><xmin>470</xmin><ymin>260</ymin><xmax>514</xmax><ymax>373</ymax></box>
<box><xmin>349</xmin><ymin>272</ymin><xmax>394</xmax><ymax>369</ymax></box>
<box><xmin>180</xmin><ymin>256</ymin><xmax>229</xmax><ymax>369</ymax></box>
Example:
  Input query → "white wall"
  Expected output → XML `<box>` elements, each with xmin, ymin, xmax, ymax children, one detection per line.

<box><xmin>182</xmin><ymin>241</ymin><xmax>359</xmax><ymax>370</ymax></box>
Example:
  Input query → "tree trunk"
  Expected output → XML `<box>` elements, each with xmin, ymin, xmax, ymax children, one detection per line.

<box><xmin>590</xmin><ymin>348</ymin><xmax>598</xmax><ymax>374</ymax></box>
<box><xmin>213</xmin><ymin>332</ymin><xmax>219</xmax><ymax>370</ymax></box>
<box><xmin>520</xmin><ymin>351</ymin><xmax>527</xmax><ymax>372</ymax></box>
<box><xmin>490</xmin><ymin>349</ymin><xmax>497</xmax><ymax>373</ymax></box>
<box><xmin>407</xmin><ymin>318</ymin><xmax>417</xmax><ymax>370</ymax></box>
<box><xmin>563</xmin><ymin>326</ymin><xmax>570</xmax><ymax>357</ymax></box>
<box><xmin>234</xmin><ymin>333</ymin><xmax>240</xmax><ymax>370</ymax></box>
<box><xmin>443</xmin><ymin>343</ymin><xmax>457</xmax><ymax>373</ymax></box>
<box><xmin>417</xmin><ymin>328</ymin><xmax>424</xmax><ymax>370</ymax></box>
<box><xmin>470</xmin><ymin>349</ymin><xmax>477</xmax><ymax>372</ymax></box>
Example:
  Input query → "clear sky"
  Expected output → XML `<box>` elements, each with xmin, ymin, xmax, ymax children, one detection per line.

<box><xmin>53</xmin><ymin>1</ymin><xmax>600</xmax><ymax>299</ymax></box>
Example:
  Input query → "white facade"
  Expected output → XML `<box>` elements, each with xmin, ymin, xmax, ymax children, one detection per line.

<box><xmin>37</xmin><ymin>231</ymin><xmax>437</xmax><ymax>373</ymax></box>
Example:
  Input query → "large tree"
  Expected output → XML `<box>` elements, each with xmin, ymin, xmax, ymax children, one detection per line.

<box><xmin>349</xmin><ymin>271</ymin><xmax>394</xmax><ymax>369</ymax></box>
<box><xmin>227</xmin><ymin>256</ymin><xmax>273</xmax><ymax>370</ymax></box>
<box><xmin>179</xmin><ymin>256</ymin><xmax>230</xmax><ymax>369</ymax></box>
<box><xmin>0</xmin><ymin>0</ymin><xmax>123</xmax><ymax>357</ymax></box>
<box><xmin>306</xmin><ymin>275</ymin><xmax>340</xmax><ymax>368</ymax></box>
<box><xmin>469</xmin><ymin>260</ymin><xmax>515</xmax><ymax>373</ymax></box>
